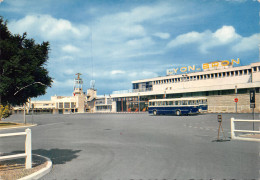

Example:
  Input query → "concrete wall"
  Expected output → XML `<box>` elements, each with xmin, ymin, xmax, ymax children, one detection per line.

<box><xmin>207</xmin><ymin>93</ymin><xmax>260</xmax><ymax>113</ymax></box>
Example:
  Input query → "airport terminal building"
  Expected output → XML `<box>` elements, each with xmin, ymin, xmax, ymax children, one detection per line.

<box><xmin>13</xmin><ymin>60</ymin><xmax>260</xmax><ymax>114</ymax></box>
<box><xmin>111</xmin><ymin>60</ymin><xmax>260</xmax><ymax>113</ymax></box>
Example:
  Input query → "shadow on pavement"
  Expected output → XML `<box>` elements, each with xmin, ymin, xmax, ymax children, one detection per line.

<box><xmin>12</xmin><ymin>148</ymin><xmax>81</xmax><ymax>165</ymax></box>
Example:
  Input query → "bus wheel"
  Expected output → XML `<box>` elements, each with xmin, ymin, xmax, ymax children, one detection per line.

<box><xmin>176</xmin><ymin>110</ymin><xmax>181</xmax><ymax>116</ymax></box>
<box><xmin>153</xmin><ymin>110</ymin><xmax>157</xmax><ymax>115</ymax></box>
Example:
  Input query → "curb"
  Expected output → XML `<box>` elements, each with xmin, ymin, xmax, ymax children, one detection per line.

<box><xmin>0</xmin><ymin>124</ymin><xmax>37</xmax><ymax>130</ymax></box>
<box><xmin>18</xmin><ymin>154</ymin><xmax>52</xmax><ymax>180</ymax></box>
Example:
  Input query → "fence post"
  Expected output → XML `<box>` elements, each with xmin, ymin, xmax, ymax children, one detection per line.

<box><xmin>25</xmin><ymin>128</ymin><xmax>32</xmax><ymax>169</ymax></box>
<box><xmin>230</xmin><ymin>117</ymin><xmax>235</xmax><ymax>139</ymax></box>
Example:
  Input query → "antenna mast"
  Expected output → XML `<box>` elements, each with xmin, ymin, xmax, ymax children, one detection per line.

<box><xmin>90</xmin><ymin>26</ymin><xmax>95</xmax><ymax>89</ymax></box>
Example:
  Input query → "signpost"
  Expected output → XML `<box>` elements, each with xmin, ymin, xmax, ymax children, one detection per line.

<box><xmin>217</xmin><ymin>115</ymin><xmax>226</xmax><ymax>141</ymax></box>
<box><xmin>250</xmin><ymin>89</ymin><xmax>255</xmax><ymax>130</ymax></box>
<box><xmin>235</xmin><ymin>85</ymin><xmax>238</xmax><ymax>113</ymax></box>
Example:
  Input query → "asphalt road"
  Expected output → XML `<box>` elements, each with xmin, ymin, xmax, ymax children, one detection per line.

<box><xmin>1</xmin><ymin>113</ymin><xmax>259</xmax><ymax>180</ymax></box>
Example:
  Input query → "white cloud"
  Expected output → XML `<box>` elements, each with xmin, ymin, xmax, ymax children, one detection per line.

<box><xmin>213</xmin><ymin>26</ymin><xmax>240</xmax><ymax>43</ymax></box>
<box><xmin>111</xmin><ymin>70</ymin><xmax>125</xmax><ymax>75</ymax></box>
<box><xmin>62</xmin><ymin>45</ymin><xmax>80</xmax><ymax>53</ymax></box>
<box><xmin>167</xmin><ymin>31</ymin><xmax>206</xmax><ymax>48</ymax></box>
<box><xmin>167</xmin><ymin>26</ymin><xmax>257</xmax><ymax>53</ymax></box>
<box><xmin>126</xmin><ymin>37</ymin><xmax>154</xmax><ymax>48</ymax></box>
<box><xmin>232</xmin><ymin>33</ymin><xmax>259</xmax><ymax>52</ymax></box>
<box><xmin>9</xmin><ymin>15</ymin><xmax>90</xmax><ymax>41</ymax></box>
<box><xmin>153</xmin><ymin>32</ymin><xmax>170</xmax><ymax>39</ymax></box>
<box><xmin>53</xmin><ymin>79</ymin><xmax>74</xmax><ymax>88</ymax></box>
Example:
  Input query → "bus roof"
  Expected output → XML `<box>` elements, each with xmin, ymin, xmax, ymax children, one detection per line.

<box><xmin>149</xmin><ymin>97</ymin><xmax>207</xmax><ymax>102</ymax></box>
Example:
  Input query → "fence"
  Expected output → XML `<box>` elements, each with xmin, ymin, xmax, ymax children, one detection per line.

<box><xmin>230</xmin><ymin>118</ymin><xmax>260</xmax><ymax>142</ymax></box>
<box><xmin>0</xmin><ymin>128</ymin><xmax>32</xmax><ymax>169</ymax></box>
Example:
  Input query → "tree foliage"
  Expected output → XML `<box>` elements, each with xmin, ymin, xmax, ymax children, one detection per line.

<box><xmin>0</xmin><ymin>104</ymin><xmax>10</xmax><ymax>120</ymax></box>
<box><xmin>0</xmin><ymin>17</ymin><xmax>52</xmax><ymax>105</ymax></box>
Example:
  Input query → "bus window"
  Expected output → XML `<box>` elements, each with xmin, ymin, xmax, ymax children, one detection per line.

<box><xmin>166</xmin><ymin>101</ymin><xmax>169</xmax><ymax>106</ymax></box>
<box><xmin>174</xmin><ymin>101</ymin><xmax>178</xmax><ymax>105</ymax></box>
<box><xmin>169</xmin><ymin>101</ymin><xmax>173</xmax><ymax>105</ymax></box>
<box><xmin>155</xmin><ymin>102</ymin><xmax>158</xmax><ymax>106</ymax></box>
<box><xmin>183</xmin><ymin>101</ymin><xmax>187</xmax><ymax>105</ymax></box>
<box><xmin>149</xmin><ymin>102</ymin><xmax>151</xmax><ymax>106</ymax></box>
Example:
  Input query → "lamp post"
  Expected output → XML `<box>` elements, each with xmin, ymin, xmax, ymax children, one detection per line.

<box><xmin>14</xmin><ymin>82</ymin><xmax>47</xmax><ymax>124</ymax></box>
<box><xmin>235</xmin><ymin>85</ymin><xmax>237</xmax><ymax>113</ymax></box>
<box><xmin>138</xmin><ymin>93</ymin><xmax>140</xmax><ymax>112</ymax></box>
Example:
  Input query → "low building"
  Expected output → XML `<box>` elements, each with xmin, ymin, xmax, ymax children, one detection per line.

<box><xmin>111</xmin><ymin>60</ymin><xmax>260</xmax><ymax>113</ymax></box>
<box><xmin>13</xmin><ymin>60</ymin><xmax>260</xmax><ymax>114</ymax></box>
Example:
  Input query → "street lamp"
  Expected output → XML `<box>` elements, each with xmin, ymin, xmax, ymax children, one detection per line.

<box><xmin>138</xmin><ymin>93</ymin><xmax>140</xmax><ymax>112</ymax></box>
<box><xmin>14</xmin><ymin>82</ymin><xmax>47</xmax><ymax>124</ymax></box>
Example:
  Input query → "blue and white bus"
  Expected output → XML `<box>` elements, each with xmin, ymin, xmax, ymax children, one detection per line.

<box><xmin>197</xmin><ymin>97</ymin><xmax>208</xmax><ymax>112</ymax></box>
<box><xmin>148</xmin><ymin>97</ymin><xmax>207</xmax><ymax>116</ymax></box>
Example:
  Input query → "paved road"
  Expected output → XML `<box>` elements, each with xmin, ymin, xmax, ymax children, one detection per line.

<box><xmin>1</xmin><ymin>113</ymin><xmax>259</xmax><ymax>180</ymax></box>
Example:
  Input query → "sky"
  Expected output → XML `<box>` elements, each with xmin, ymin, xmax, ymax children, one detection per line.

<box><xmin>0</xmin><ymin>0</ymin><xmax>259</xmax><ymax>99</ymax></box>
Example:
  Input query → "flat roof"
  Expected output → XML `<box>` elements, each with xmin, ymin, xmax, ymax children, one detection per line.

<box><xmin>132</xmin><ymin>62</ymin><xmax>260</xmax><ymax>84</ymax></box>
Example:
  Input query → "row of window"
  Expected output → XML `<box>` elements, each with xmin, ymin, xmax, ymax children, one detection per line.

<box><xmin>58</xmin><ymin>102</ymin><xmax>76</xmax><ymax>109</ymax></box>
<box><xmin>152</xmin><ymin>67</ymin><xmax>260</xmax><ymax>85</ymax></box>
<box><xmin>149</xmin><ymin>99</ymin><xmax>207</xmax><ymax>106</ymax></box>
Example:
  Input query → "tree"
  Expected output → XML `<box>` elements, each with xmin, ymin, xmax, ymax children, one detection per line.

<box><xmin>0</xmin><ymin>17</ymin><xmax>52</xmax><ymax>106</ymax></box>
<box><xmin>0</xmin><ymin>104</ymin><xmax>10</xmax><ymax>120</ymax></box>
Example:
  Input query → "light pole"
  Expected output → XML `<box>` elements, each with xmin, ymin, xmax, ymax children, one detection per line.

<box><xmin>138</xmin><ymin>93</ymin><xmax>140</xmax><ymax>112</ymax></box>
<box><xmin>235</xmin><ymin>85</ymin><xmax>237</xmax><ymax>113</ymax></box>
<box><xmin>14</xmin><ymin>82</ymin><xmax>47</xmax><ymax>124</ymax></box>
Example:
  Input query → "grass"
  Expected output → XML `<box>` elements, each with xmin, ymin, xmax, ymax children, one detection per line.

<box><xmin>0</xmin><ymin>122</ymin><xmax>31</xmax><ymax>129</ymax></box>
<box><xmin>0</xmin><ymin>122</ymin><xmax>18</xmax><ymax>126</ymax></box>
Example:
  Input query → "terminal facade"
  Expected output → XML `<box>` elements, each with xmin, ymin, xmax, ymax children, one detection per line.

<box><xmin>13</xmin><ymin>61</ymin><xmax>260</xmax><ymax>114</ymax></box>
<box><xmin>111</xmin><ymin>61</ymin><xmax>260</xmax><ymax>113</ymax></box>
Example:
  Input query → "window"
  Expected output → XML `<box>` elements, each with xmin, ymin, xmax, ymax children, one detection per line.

<box><xmin>253</xmin><ymin>67</ymin><xmax>257</xmax><ymax>72</ymax></box>
<box><xmin>239</xmin><ymin>70</ymin><xmax>243</xmax><ymax>75</ymax></box>
<box><xmin>235</xmin><ymin>71</ymin><xmax>238</xmax><ymax>76</ymax></box>
<box><xmin>244</xmin><ymin>70</ymin><xmax>247</xmax><ymax>75</ymax></box>
<box><xmin>59</xmin><ymin>102</ymin><xmax>63</xmax><ymax>109</ymax></box>
<box><xmin>169</xmin><ymin>101</ymin><xmax>173</xmax><ymax>105</ymax></box>
<box><xmin>211</xmin><ymin>74</ymin><xmax>214</xmax><ymax>78</ymax></box>
<box><xmin>175</xmin><ymin>101</ymin><xmax>178</xmax><ymax>105</ymax></box>
<box><xmin>219</xmin><ymin>73</ymin><xmax>222</xmax><ymax>77</ymax></box>
<box><xmin>227</xmin><ymin>72</ymin><xmax>230</xmax><ymax>77</ymax></box>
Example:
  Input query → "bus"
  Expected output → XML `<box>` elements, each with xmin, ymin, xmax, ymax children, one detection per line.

<box><xmin>148</xmin><ymin>97</ymin><xmax>208</xmax><ymax>116</ymax></box>
<box><xmin>197</xmin><ymin>97</ymin><xmax>208</xmax><ymax>112</ymax></box>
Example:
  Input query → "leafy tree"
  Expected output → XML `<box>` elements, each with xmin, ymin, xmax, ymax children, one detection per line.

<box><xmin>0</xmin><ymin>17</ymin><xmax>52</xmax><ymax>106</ymax></box>
<box><xmin>0</xmin><ymin>104</ymin><xmax>10</xmax><ymax>120</ymax></box>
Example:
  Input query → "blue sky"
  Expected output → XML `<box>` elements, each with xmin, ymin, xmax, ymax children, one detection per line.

<box><xmin>0</xmin><ymin>0</ymin><xmax>259</xmax><ymax>99</ymax></box>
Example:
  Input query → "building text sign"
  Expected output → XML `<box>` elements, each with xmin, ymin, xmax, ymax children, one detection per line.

<box><xmin>167</xmin><ymin>58</ymin><xmax>240</xmax><ymax>75</ymax></box>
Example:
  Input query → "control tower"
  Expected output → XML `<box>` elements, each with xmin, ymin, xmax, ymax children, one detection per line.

<box><xmin>73</xmin><ymin>73</ymin><xmax>84</xmax><ymax>96</ymax></box>
<box><xmin>73</xmin><ymin>73</ymin><xmax>86</xmax><ymax>113</ymax></box>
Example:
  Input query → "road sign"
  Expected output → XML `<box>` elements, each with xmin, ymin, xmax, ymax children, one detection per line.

<box><xmin>234</xmin><ymin>98</ymin><xmax>238</xmax><ymax>102</ymax></box>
